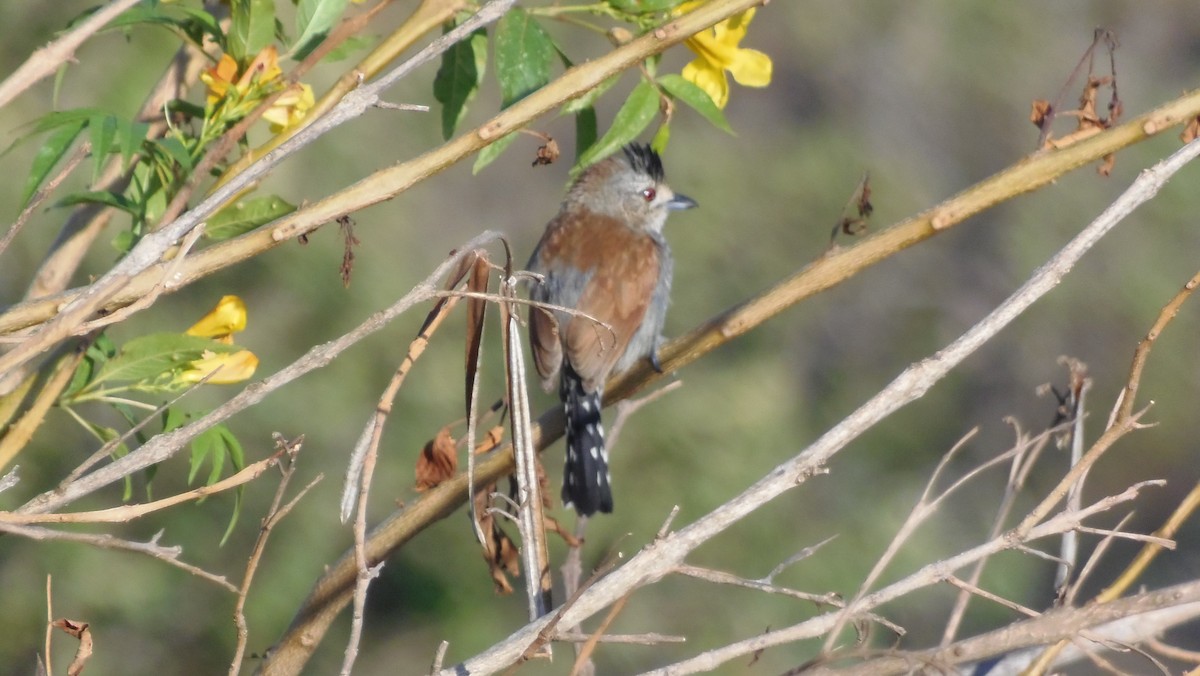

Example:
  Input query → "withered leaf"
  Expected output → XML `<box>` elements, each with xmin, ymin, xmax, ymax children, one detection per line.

<box><xmin>414</xmin><ymin>426</ymin><xmax>458</xmax><ymax>491</ymax></box>
<box><xmin>338</xmin><ymin>216</ymin><xmax>359</xmax><ymax>288</ymax></box>
<box><xmin>533</xmin><ymin>138</ymin><xmax>560</xmax><ymax>166</ymax></box>
<box><xmin>465</xmin><ymin>251</ymin><xmax>490</xmax><ymax>414</ymax></box>
<box><xmin>1182</xmin><ymin>116</ymin><xmax>1200</xmax><ymax>144</ymax></box>
<box><xmin>1030</xmin><ymin>99</ymin><xmax>1053</xmax><ymax>128</ymax></box>
<box><xmin>473</xmin><ymin>479</ymin><xmax>520</xmax><ymax>594</ymax></box>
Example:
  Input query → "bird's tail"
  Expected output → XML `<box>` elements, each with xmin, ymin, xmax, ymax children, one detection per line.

<box><xmin>560</xmin><ymin>365</ymin><xmax>612</xmax><ymax>515</ymax></box>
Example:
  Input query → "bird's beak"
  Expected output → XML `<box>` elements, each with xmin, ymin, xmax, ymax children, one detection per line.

<box><xmin>668</xmin><ymin>192</ymin><xmax>698</xmax><ymax>211</ymax></box>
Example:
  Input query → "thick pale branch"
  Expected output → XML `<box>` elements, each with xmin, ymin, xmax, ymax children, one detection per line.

<box><xmin>0</xmin><ymin>0</ymin><xmax>142</xmax><ymax>109</ymax></box>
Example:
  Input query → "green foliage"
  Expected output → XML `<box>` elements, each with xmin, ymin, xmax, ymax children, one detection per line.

<box><xmin>575</xmin><ymin>79</ymin><xmax>659</xmax><ymax>172</ymax></box>
<box><xmin>206</xmin><ymin>194</ymin><xmax>297</xmax><ymax>240</ymax></box>
<box><xmin>608</xmin><ymin>0</ymin><xmax>685</xmax><ymax>14</ymax></box>
<box><xmin>228</xmin><ymin>0</ymin><xmax>277</xmax><ymax>64</ymax></box>
<box><xmin>21</xmin><ymin>119</ymin><xmax>85</xmax><ymax>207</ymax></box>
<box><xmin>104</xmin><ymin>2</ymin><xmax>225</xmax><ymax>49</ymax></box>
<box><xmin>658</xmin><ymin>73</ymin><xmax>733</xmax><ymax>133</ymax></box>
<box><xmin>292</xmin><ymin>0</ymin><xmax>350</xmax><ymax>60</ymax></box>
<box><xmin>79</xmin><ymin>333</ymin><xmax>239</xmax><ymax>393</ymax></box>
<box><xmin>434</xmin><ymin>22</ymin><xmax>488</xmax><ymax>140</ymax></box>
<box><xmin>472</xmin><ymin>131</ymin><xmax>520</xmax><ymax>174</ymax></box>
<box><xmin>190</xmin><ymin>423</ymin><xmax>246</xmax><ymax>545</ymax></box>
<box><xmin>494</xmin><ymin>8</ymin><xmax>557</xmax><ymax>109</ymax></box>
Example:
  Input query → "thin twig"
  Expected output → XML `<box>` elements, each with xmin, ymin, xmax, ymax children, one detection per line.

<box><xmin>0</xmin><ymin>523</ymin><xmax>236</xmax><ymax>592</ymax></box>
<box><xmin>941</xmin><ymin>424</ymin><xmax>1059</xmax><ymax>646</ymax></box>
<box><xmin>1</xmin><ymin>451</ymin><xmax>282</xmax><ymax>524</ymax></box>
<box><xmin>229</xmin><ymin>435</ymin><xmax>315</xmax><ymax>676</ymax></box>
<box><xmin>0</xmin><ymin>144</ymin><xmax>90</xmax><ymax>259</ymax></box>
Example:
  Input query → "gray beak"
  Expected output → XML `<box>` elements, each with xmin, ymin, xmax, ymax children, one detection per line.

<box><xmin>668</xmin><ymin>192</ymin><xmax>698</xmax><ymax>211</ymax></box>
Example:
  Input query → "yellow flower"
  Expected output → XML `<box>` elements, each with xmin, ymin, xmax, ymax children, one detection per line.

<box><xmin>677</xmin><ymin>0</ymin><xmax>772</xmax><ymax>109</ymax></box>
<box><xmin>179</xmin><ymin>350</ymin><xmax>259</xmax><ymax>385</ymax></box>
<box><xmin>201</xmin><ymin>53</ymin><xmax>241</xmax><ymax>106</ymax></box>
<box><xmin>262</xmin><ymin>82</ymin><xmax>315</xmax><ymax>133</ymax></box>
<box><xmin>200</xmin><ymin>46</ymin><xmax>312</xmax><ymax>131</ymax></box>
<box><xmin>187</xmin><ymin>295</ymin><xmax>248</xmax><ymax>344</ymax></box>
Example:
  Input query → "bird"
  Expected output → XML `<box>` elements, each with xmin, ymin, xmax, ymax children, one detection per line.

<box><xmin>527</xmin><ymin>143</ymin><xmax>697</xmax><ymax>516</ymax></box>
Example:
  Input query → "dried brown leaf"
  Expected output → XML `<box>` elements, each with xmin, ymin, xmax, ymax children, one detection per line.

<box><xmin>1030</xmin><ymin>99</ymin><xmax>1053</xmax><ymax>127</ymax></box>
<box><xmin>414</xmin><ymin>426</ymin><xmax>458</xmax><ymax>491</ymax></box>
<box><xmin>1181</xmin><ymin>116</ymin><xmax>1200</xmax><ymax>144</ymax></box>
<box><xmin>338</xmin><ymin>215</ymin><xmax>359</xmax><ymax>288</ymax></box>
<box><xmin>51</xmin><ymin>619</ymin><xmax>93</xmax><ymax>676</ymax></box>
<box><xmin>473</xmin><ymin>479</ymin><xmax>520</xmax><ymax>594</ymax></box>
<box><xmin>465</xmin><ymin>252</ymin><xmax>490</xmax><ymax>413</ymax></box>
<box><xmin>533</xmin><ymin>138</ymin><xmax>560</xmax><ymax>166</ymax></box>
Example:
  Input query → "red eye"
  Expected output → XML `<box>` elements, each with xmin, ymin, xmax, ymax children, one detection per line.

<box><xmin>641</xmin><ymin>187</ymin><xmax>656</xmax><ymax>202</ymax></box>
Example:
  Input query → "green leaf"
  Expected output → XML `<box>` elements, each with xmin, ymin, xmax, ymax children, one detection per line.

<box><xmin>561</xmin><ymin>74</ymin><xmax>619</xmax><ymax>114</ymax></box>
<box><xmin>291</xmin><ymin>0</ymin><xmax>348</xmax><ymax>61</ymax></box>
<box><xmin>228</xmin><ymin>0</ymin><xmax>276</xmax><ymax>63</ymax></box>
<box><xmin>219</xmin><ymin>428</ymin><xmax>245</xmax><ymax>546</ymax></box>
<box><xmin>105</xmin><ymin>4</ymin><xmax>224</xmax><ymax>48</ymax></box>
<box><xmin>162</xmin><ymin>407</ymin><xmax>189</xmax><ymax>434</ymax></box>
<box><xmin>55</xmin><ymin>190</ymin><xmax>138</xmax><ymax>215</ymax></box>
<box><xmin>189</xmin><ymin>426</ymin><xmax>221</xmax><ymax>484</ymax></box>
<box><xmin>608</xmin><ymin>0</ymin><xmax>684</xmax><ymax>13</ymax></box>
<box><xmin>27</xmin><ymin>108</ymin><xmax>106</xmax><ymax>135</ymax></box>
<box><xmin>22</xmin><ymin>120</ymin><xmax>86</xmax><ymax>207</ymax></box>
<box><xmin>91</xmin><ymin>334</ymin><xmax>236</xmax><ymax>387</ymax></box>
<box><xmin>88</xmin><ymin>113</ymin><xmax>117</xmax><ymax>181</ymax></box>
<box><xmin>112</xmin><ymin>230</ymin><xmax>135</xmax><ymax>255</ymax></box>
<box><xmin>657</xmin><ymin>73</ymin><xmax>733</xmax><ymax>133</ymax></box>
<box><xmin>651</xmin><ymin>122</ymin><xmax>670</xmax><ymax>153</ymax></box>
<box><xmin>322</xmin><ymin>34</ymin><xmax>375</xmax><ymax>62</ymax></box>
<box><xmin>433</xmin><ymin>24</ymin><xmax>488</xmax><ymax>140</ymax></box>
<box><xmin>151</xmin><ymin>136</ymin><xmax>194</xmax><ymax>171</ymax></box>
<box><xmin>575</xmin><ymin>79</ymin><xmax>660</xmax><ymax>173</ymax></box>
<box><xmin>119</xmin><ymin>119</ymin><xmax>151</xmax><ymax>171</ymax></box>
<box><xmin>494</xmin><ymin>8</ymin><xmax>555</xmax><ymax>109</ymax></box>
<box><xmin>472</xmin><ymin>132</ymin><xmax>519</xmax><ymax>174</ymax></box>
<box><xmin>206</xmin><ymin>194</ymin><xmax>296</xmax><ymax>240</ymax></box>
<box><xmin>575</xmin><ymin>107</ymin><xmax>598</xmax><ymax>160</ymax></box>
<box><xmin>188</xmin><ymin>423</ymin><xmax>246</xmax><ymax>545</ymax></box>
<box><xmin>2</xmin><ymin>108</ymin><xmax>101</xmax><ymax>160</ymax></box>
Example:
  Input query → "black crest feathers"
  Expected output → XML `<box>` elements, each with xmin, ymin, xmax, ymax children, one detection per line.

<box><xmin>621</xmin><ymin>143</ymin><xmax>665</xmax><ymax>182</ymax></box>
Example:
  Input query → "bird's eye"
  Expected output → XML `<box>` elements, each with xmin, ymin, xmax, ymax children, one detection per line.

<box><xmin>641</xmin><ymin>187</ymin><xmax>656</xmax><ymax>202</ymax></box>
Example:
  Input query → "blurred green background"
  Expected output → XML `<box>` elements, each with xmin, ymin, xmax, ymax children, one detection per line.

<box><xmin>3</xmin><ymin>1</ymin><xmax>1200</xmax><ymax>674</ymax></box>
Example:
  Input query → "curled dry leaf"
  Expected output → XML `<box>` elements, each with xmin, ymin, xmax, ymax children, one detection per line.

<box><xmin>1182</xmin><ymin>115</ymin><xmax>1200</xmax><ymax>144</ymax></box>
<box><xmin>414</xmin><ymin>426</ymin><xmax>458</xmax><ymax>491</ymax></box>
<box><xmin>532</xmin><ymin>138</ymin><xmax>560</xmax><ymax>166</ymax></box>
<box><xmin>1030</xmin><ymin>99</ymin><xmax>1052</xmax><ymax>128</ymax></box>
<box><xmin>51</xmin><ymin>618</ymin><xmax>94</xmax><ymax>676</ymax></box>
<box><xmin>473</xmin><ymin>482</ymin><xmax>520</xmax><ymax>594</ymax></box>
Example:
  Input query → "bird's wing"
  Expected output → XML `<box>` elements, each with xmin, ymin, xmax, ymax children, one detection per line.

<box><xmin>560</xmin><ymin>217</ymin><xmax>660</xmax><ymax>392</ymax></box>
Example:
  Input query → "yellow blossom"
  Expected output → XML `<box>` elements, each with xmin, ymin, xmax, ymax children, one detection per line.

<box><xmin>262</xmin><ymin>82</ymin><xmax>315</xmax><ymax>133</ymax></box>
<box><xmin>179</xmin><ymin>350</ymin><xmax>259</xmax><ymax>385</ymax></box>
<box><xmin>200</xmin><ymin>53</ymin><xmax>242</xmax><ymax>106</ymax></box>
<box><xmin>677</xmin><ymin>1</ymin><xmax>772</xmax><ymax>109</ymax></box>
<box><xmin>187</xmin><ymin>295</ymin><xmax>248</xmax><ymax>344</ymax></box>
<box><xmin>200</xmin><ymin>46</ymin><xmax>312</xmax><ymax>131</ymax></box>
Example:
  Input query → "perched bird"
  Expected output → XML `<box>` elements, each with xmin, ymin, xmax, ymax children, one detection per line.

<box><xmin>527</xmin><ymin>144</ymin><xmax>697</xmax><ymax>516</ymax></box>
